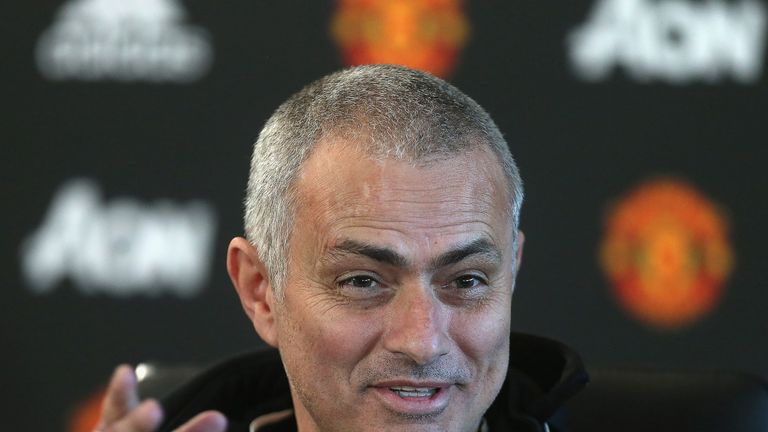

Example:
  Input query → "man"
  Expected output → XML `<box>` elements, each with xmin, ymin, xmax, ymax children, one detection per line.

<box><xmin>95</xmin><ymin>65</ymin><xmax>587</xmax><ymax>432</ymax></box>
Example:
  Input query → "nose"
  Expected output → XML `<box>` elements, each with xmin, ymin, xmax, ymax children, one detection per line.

<box><xmin>382</xmin><ymin>283</ymin><xmax>450</xmax><ymax>365</ymax></box>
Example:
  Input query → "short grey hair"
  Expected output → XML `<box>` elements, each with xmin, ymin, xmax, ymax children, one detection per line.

<box><xmin>244</xmin><ymin>65</ymin><xmax>523</xmax><ymax>298</ymax></box>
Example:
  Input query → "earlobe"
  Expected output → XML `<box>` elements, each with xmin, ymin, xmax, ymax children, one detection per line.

<box><xmin>515</xmin><ymin>230</ymin><xmax>525</xmax><ymax>273</ymax></box>
<box><xmin>226</xmin><ymin>237</ymin><xmax>279</xmax><ymax>347</ymax></box>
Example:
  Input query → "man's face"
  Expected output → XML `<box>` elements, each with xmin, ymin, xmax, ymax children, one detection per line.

<box><xmin>271</xmin><ymin>141</ymin><xmax>520</xmax><ymax>432</ymax></box>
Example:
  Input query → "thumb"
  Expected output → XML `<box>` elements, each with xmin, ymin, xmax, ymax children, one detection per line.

<box><xmin>174</xmin><ymin>411</ymin><xmax>227</xmax><ymax>432</ymax></box>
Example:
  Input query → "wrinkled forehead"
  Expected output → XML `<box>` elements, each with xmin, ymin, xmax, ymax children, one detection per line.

<box><xmin>297</xmin><ymin>137</ymin><xmax>510</xmax><ymax>199</ymax></box>
<box><xmin>291</xmin><ymin>140</ymin><xmax>514</xmax><ymax>255</ymax></box>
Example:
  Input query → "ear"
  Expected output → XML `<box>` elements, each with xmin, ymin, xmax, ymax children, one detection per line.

<box><xmin>514</xmin><ymin>230</ymin><xmax>525</xmax><ymax>274</ymax></box>
<box><xmin>227</xmin><ymin>237</ymin><xmax>279</xmax><ymax>347</ymax></box>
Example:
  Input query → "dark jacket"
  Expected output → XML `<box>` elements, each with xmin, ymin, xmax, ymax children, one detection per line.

<box><xmin>158</xmin><ymin>332</ymin><xmax>588</xmax><ymax>431</ymax></box>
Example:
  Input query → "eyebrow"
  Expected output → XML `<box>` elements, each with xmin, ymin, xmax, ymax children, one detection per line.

<box><xmin>429</xmin><ymin>238</ymin><xmax>502</xmax><ymax>269</ymax></box>
<box><xmin>328</xmin><ymin>240</ymin><xmax>409</xmax><ymax>267</ymax></box>
<box><xmin>326</xmin><ymin>238</ymin><xmax>502</xmax><ymax>270</ymax></box>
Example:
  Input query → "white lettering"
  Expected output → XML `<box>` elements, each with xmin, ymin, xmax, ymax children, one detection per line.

<box><xmin>20</xmin><ymin>179</ymin><xmax>217</xmax><ymax>297</ymax></box>
<box><xmin>36</xmin><ymin>0</ymin><xmax>213</xmax><ymax>83</ymax></box>
<box><xmin>568</xmin><ymin>0</ymin><xmax>766</xmax><ymax>83</ymax></box>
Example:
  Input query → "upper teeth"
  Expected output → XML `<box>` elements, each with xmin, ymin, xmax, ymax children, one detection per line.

<box><xmin>390</xmin><ymin>386</ymin><xmax>437</xmax><ymax>397</ymax></box>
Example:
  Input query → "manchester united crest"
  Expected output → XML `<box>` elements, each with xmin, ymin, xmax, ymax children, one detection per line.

<box><xmin>600</xmin><ymin>178</ymin><xmax>734</xmax><ymax>329</ymax></box>
<box><xmin>331</xmin><ymin>0</ymin><xmax>469</xmax><ymax>78</ymax></box>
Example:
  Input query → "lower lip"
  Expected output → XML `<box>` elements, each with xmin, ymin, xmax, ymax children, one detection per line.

<box><xmin>371</xmin><ymin>385</ymin><xmax>452</xmax><ymax>416</ymax></box>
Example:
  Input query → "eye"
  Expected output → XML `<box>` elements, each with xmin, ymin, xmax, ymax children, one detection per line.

<box><xmin>335</xmin><ymin>274</ymin><xmax>390</xmax><ymax>303</ymax></box>
<box><xmin>452</xmin><ymin>274</ymin><xmax>486</xmax><ymax>290</ymax></box>
<box><xmin>338</xmin><ymin>275</ymin><xmax>379</xmax><ymax>290</ymax></box>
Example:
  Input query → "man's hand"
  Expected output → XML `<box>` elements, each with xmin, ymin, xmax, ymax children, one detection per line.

<box><xmin>93</xmin><ymin>365</ymin><xmax>227</xmax><ymax>432</ymax></box>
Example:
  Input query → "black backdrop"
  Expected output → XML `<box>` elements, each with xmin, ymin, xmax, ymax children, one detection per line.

<box><xmin>3</xmin><ymin>1</ymin><xmax>767</xmax><ymax>430</ymax></box>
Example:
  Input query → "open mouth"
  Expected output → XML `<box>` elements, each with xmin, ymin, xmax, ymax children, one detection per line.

<box><xmin>389</xmin><ymin>386</ymin><xmax>439</xmax><ymax>398</ymax></box>
<box><xmin>372</xmin><ymin>383</ymin><xmax>451</xmax><ymax>415</ymax></box>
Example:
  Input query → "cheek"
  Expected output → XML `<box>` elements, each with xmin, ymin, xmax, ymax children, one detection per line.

<box><xmin>280</xmin><ymin>301</ymin><xmax>382</xmax><ymax>378</ymax></box>
<box><xmin>450</xmin><ymin>306</ymin><xmax>511</xmax><ymax>404</ymax></box>
<box><xmin>450</xmin><ymin>299</ymin><xmax>512</xmax><ymax>366</ymax></box>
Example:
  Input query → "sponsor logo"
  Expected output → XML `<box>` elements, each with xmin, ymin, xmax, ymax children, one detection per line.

<box><xmin>36</xmin><ymin>0</ymin><xmax>213</xmax><ymax>82</ymax></box>
<box><xmin>68</xmin><ymin>387</ymin><xmax>104</xmax><ymax>432</ymax></box>
<box><xmin>20</xmin><ymin>179</ymin><xmax>217</xmax><ymax>297</ymax></box>
<box><xmin>599</xmin><ymin>178</ymin><xmax>733</xmax><ymax>329</ymax></box>
<box><xmin>569</xmin><ymin>0</ymin><xmax>766</xmax><ymax>83</ymax></box>
<box><xmin>331</xmin><ymin>0</ymin><xmax>469</xmax><ymax>78</ymax></box>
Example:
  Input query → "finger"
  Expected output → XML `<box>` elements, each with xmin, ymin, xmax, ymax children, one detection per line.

<box><xmin>107</xmin><ymin>399</ymin><xmax>164</xmax><ymax>432</ymax></box>
<box><xmin>174</xmin><ymin>411</ymin><xmax>227</xmax><ymax>432</ymax></box>
<box><xmin>97</xmin><ymin>365</ymin><xmax>140</xmax><ymax>427</ymax></box>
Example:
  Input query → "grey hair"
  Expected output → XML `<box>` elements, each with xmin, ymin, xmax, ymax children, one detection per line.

<box><xmin>244</xmin><ymin>64</ymin><xmax>523</xmax><ymax>299</ymax></box>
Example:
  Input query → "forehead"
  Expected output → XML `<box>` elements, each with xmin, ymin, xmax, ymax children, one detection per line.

<box><xmin>292</xmin><ymin>140</ymin><xmax>512</xmax><ymax>256</ymax></box>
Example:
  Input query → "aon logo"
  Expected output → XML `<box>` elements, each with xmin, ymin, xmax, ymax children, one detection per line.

<box><xmin>20</xmin><ymin>179</ymin><xmax>217</xmax><ymax>297</ymax></box>
<box><xmin>568</xmin><ymin>0</ymin><xmax>767</xmax><ymax>83</ymax></box>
